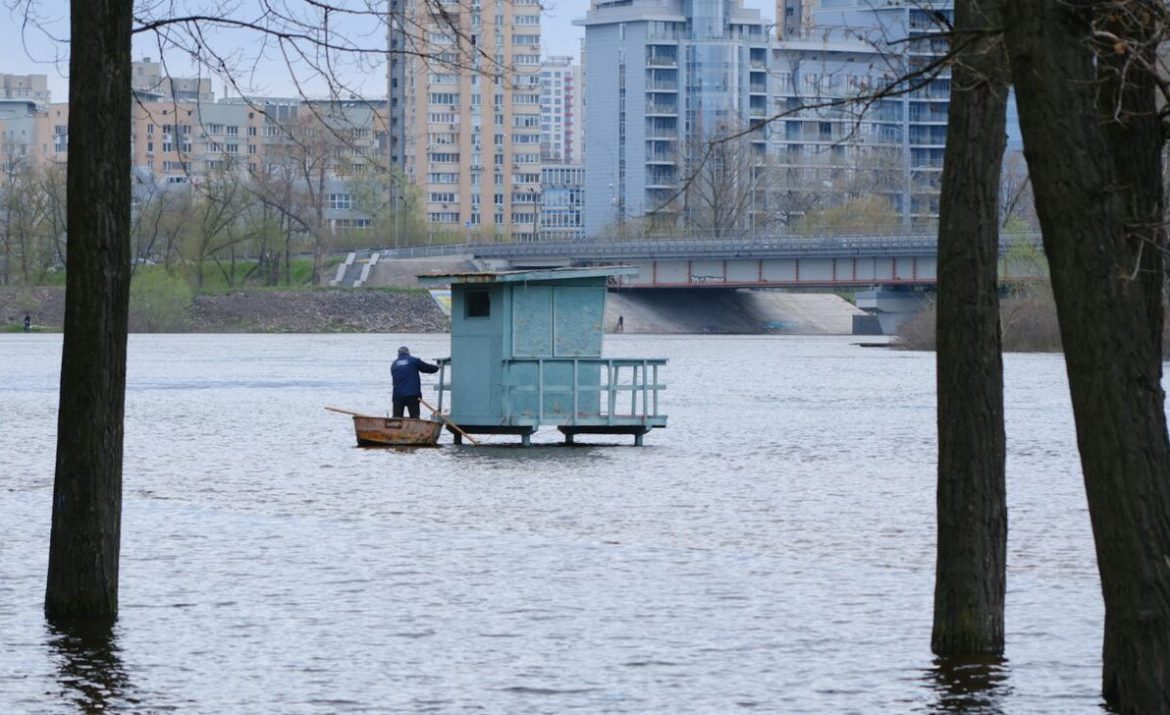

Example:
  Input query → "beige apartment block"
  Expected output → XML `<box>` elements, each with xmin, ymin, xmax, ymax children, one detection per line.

<box><xmin>132</xmin><ymin>57</ymin><xmax>214</xmax><ymax>103</ymax></box>
<box><xmin>394</xmin><ymin>0</ymin><xmax>543</xmax><ymax>241</ymax></box>
<box><xmin>0</xmin><ymin>73</ymin><xmax>50</xmax><ymax>104</ymax></box>
<box><xmin>37</xmin><ymin>97</ymin><xmax>386</xmax><ymax>187</ymax></box>
<box><xmin>0</xmin><ymin>74</ymin><xmax>53</xmax><ymax>170</ymax></box>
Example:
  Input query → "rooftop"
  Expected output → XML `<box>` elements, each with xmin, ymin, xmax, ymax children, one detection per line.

<box><xmin>417</xmin><ymin>266</ymin><xmax>639</xmax><ymax>285</ymax></box>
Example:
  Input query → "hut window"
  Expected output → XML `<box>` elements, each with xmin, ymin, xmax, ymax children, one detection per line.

<box><xmin>466</xmin><ymin>290</ymin><xmax>491</xmax><ymax>318</ymax></box>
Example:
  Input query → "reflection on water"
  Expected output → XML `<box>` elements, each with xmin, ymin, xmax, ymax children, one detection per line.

<box><xmin>926</xmin><ymin>654</ymin><xmax>1011</xmax><ymax>713</ymax></box>
<box><xmin>47</xmin><ymin>619</ymin><xmax>137</xmax><ymax>714</ymax></box>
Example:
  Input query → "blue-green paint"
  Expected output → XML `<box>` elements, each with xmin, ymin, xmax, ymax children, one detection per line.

<box><xmin>427</xmin><ymin>268</ymin><xmax>667</xmax><ymax>436</ymax></box>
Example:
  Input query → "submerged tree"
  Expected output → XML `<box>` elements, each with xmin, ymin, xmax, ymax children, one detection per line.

<box><xmin>931</xmin><ymin>0</ymin><xmax>1010</xmax><ymax>656</ymax></box>
<box><xmin>33</xmin><ymin>0</ymin><xmax>484</xmax><ymax>621</ymax></box>
<box><xmin>45</xmin><ymin>0</ymin><xmax>132</xmax><ymax>621</ymax></box>
<box><xmin>1004</xmin><ymin>1</ymin><xmax>1170</xmax><ymax>711</ymax></box>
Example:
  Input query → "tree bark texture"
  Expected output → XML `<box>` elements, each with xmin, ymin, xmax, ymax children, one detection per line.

<box><xmin>1004</xmin><ymin>2</ymin><xmax>1170</xmax><ymax>711</ymax></box>
<box><xmin>45</xmin><ymin>0</ymin><xmax>133</xmax><ymax>621</ymax></box>
<box><xmin>932</xmin><ymin>0</ymin><xmax>1010</xmax><ymax>656</ymax></box>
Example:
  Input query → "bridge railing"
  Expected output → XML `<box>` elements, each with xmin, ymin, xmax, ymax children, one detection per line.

<box><xmin>373</xmin><ymin>231</ymin><xmax>1041</xmax><ymax>262</ymax></box>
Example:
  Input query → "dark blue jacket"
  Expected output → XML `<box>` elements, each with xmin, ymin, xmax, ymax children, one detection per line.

<box><xmin>391</xmin><ymin>355</ymin><xmax>439</xmax><ymax>401</ymax></box>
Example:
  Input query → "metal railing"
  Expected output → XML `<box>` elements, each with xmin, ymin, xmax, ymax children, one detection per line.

<box><xmin>501</xmin><ymin>357</ymin><xmax>667</xmax><ymax>427</ymax></box>
<box><xmin>434</xmin><ymin>357</ymin><xmax>667</xmax><ymax>427</ymax></box>
<box><xmin>371</xmin><ymin>231</ymin><xmax>1043</xmax><ymax>264</ymax></box>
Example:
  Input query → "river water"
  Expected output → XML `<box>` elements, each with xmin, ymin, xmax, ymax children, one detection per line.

<box><xmin>1</xmin><ymin>334</ymin><xmax>1107</xmax><ymax>713</ymax></box>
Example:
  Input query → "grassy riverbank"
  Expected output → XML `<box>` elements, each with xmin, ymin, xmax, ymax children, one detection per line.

<box><xmin>894</xmin><ymin>285</ymin><xmax>1063</xmax><ymax>352</ymax></box>
<box><xmin>894</xmin><ymin>283</ymin><xmax>1170</xmax><ymax>354</ymax></box>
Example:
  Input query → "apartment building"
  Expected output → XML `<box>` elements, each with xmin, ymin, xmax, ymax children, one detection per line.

<box><xmin>576</xmin><ymin>0</ymin><xmax>971</xmax><ymax>236</ymax></box>
<box><xmin>131</xmin><ymin>57</ymin><xmax>214</xmax><ymax>103</ymax></box>
<box><xmin>0</xmin><ymin>74</ymin><xmax>51</xmax><ymax>168</ymax></box>
<box><xmin>578</xmin><ymin>0</ymin><xmax>773</xmax><ymax>236</ymax></box>
<box><xmin>539</xmin><ymin>164</ymin><xmax>585</xmax><ymax>240</ymax></box>
<box><xmin>390</xmin><ymin>0</ymin><xmax>544</xmax><ymax>240</ymax></box>
<box><xmin>771</xmin><ymin>1</ymin><xmax>954</xmax><ymax>230</ymax></box>
<box><xmin>539</xmin><ymin>57</ymin><xmax>583</xmax><ymax>165</ymax></box>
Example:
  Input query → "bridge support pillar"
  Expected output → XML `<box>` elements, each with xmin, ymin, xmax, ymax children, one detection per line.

<box><xmin>854</xmin><ymin>288</ymin><xmax>928</xmax><ymax>335</ymax></box>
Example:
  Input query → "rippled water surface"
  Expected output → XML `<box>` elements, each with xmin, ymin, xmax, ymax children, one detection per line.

<box><xmin>1</xmin><ymin>334</ymin><xmax>1108</xmax><ymax>713</ymax></box>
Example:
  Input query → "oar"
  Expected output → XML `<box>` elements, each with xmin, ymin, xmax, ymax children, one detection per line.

<box><xmin>324</xmin><ymin>405</ymin><xmax>368</xmax><ymax>417</ymax></box>
<box><xmin>419</xmin><ymin>397</ymin><xmax>479</xmax><ymax>445</ymax></box>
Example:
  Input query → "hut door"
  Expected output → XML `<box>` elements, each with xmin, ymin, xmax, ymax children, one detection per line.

<box><xmin>512</xmin><ymin>285</ymin><xmax>553</xmax><ymax>357</ymax></box>
<box><xmin>553</xmin><ymin>286</ymin><xmax>604</xmax><ymax>357</ymax></box>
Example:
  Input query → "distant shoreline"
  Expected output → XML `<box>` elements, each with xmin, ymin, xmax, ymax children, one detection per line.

<box><xmin>4</xmin><ymin>285</ymin><xmax>874</xmax><ymax>337</ymax></box>
<box><xmin>1</xmin><ymin>286</ymin><xmax>450</xmax><ymax>334</ymax></box>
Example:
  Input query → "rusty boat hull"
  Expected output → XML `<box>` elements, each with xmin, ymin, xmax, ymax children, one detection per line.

<box><xmin>352</xmin><ymin>415</ymin><xmax>442</xmax><ymax>447</ymax></box>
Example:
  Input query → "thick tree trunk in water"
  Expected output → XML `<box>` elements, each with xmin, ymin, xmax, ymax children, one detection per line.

<box><xmin>932</xmin><ymin>0</ymin><xmax>1009</xmax><ymax>656</ymax></box>
<box><xmin>1004</xmin><ymin>2</ymin><xmax>1170</xmax><ymax>711</ymax></box>
<box><xmin>45</xmin><ymin>0</ymin><xmax>133</xmax><ymax>621</ymax></box>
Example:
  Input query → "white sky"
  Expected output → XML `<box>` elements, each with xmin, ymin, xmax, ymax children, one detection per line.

<box><xmin>2</xmin><ymin>0</ymin><xmax>773</xmax><ymax>101</ymax></box>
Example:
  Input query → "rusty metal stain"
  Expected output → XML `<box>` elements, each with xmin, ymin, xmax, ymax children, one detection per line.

<box><xmin>352</xmin><ymin>415</ymin><xmax>442</xmax><ymax>446</ymax></box>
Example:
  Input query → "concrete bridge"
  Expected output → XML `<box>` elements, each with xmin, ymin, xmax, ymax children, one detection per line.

<box><xmin>339</xmin><ymin>231</ymin><xmax>1044</xmax><ymax>334</ymax></box>
<box><xmin>370</xmin><ymin>231</ymin><xmax>1042</xmax><ymax>290</ymax></box>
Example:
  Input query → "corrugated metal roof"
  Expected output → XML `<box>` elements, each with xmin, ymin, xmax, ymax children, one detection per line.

<box><xmin>417</xmin><ymin>266</ymin><xmax>639</xmax><ymax>285</ymax></box>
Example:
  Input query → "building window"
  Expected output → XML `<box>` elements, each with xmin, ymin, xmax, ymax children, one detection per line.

<box><xmin>466</xmin><ymin>291</ymin><xmax>490</xmax><ymax>318</ymax></box>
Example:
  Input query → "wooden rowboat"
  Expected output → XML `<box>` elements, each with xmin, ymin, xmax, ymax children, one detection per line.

<box><xmin>352</xmin><ymin>414</ymin><xmax>442</xmax><ymax>447</ymax></box>
<box><xmin>325</xmin><ymin>406</ymin><xmax>441</xmax><ymax>446</ymax></box>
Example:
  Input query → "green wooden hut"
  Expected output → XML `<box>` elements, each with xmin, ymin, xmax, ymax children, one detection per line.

<box><xmin>419</xmin><ymin>267</ymin><xmax>667</xmax><ymax>446</ymax></box>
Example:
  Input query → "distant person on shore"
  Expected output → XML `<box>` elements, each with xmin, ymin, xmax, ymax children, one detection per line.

<box><xmin>391</xmin><ymin>345</ymin><xmax>439</xmax><ymax>418</ymax></box>
<box><xmin>616</xmin><ymin>314</ymin><xmax>624</xmax><ymax>333</ymax></box>
<box><xmin>23</xmin><ymin>314</ymin><xmax>30</xmax><ymax>333</ymax></box>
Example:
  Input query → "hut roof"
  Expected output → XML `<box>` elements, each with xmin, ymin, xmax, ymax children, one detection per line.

<box><xmin>416</xmin><ymin>266</ymin><xmax>638</xmax><ymax>286</ymax></box>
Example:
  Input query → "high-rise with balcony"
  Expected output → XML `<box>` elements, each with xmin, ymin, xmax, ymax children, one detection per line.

<box><xmin>389</xmin><ymin>0</ymin><xmax>543</xmax><ymax>240</ymax></box>
<box><xmin>539</xmin><ymin>57</ymin><xmax>582</xmax><ymax>165</ymax></box>
<box><xmin>770</xmin><ymin>0</ymin><xmax>955</xmax><ymax>230</ymax></box>
<box><xmin>577</xmin><ymin>0</ymin><xmax>772</xmax><ymax>236</ymax></box>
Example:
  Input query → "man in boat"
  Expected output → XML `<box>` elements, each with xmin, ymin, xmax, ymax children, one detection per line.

<box><xmin>391</xmin><ymin>346</ymin><xmax>439</xmax><ymax>418</ymax></box>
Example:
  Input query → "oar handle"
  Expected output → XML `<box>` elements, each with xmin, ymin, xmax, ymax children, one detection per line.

<box><xmin>419</xmin><ymin>397</ymin><xmax>479</xmax><ymax>445</ymax></box>
<box><xmin>324</xmin><ymin>405</ymin><xmax>366</xmax><ymax>416</ymax></box>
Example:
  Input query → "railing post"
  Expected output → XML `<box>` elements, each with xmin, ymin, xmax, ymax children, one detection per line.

<box><xmin>641</xmin><ymin>360</ymin><xmax>649</xmax><ymax>418</ymax></box>
<box><xmin>630</xmin><ymin>363</ymin><xmax>638</xmax><ymax>415</ymax></box>
<box><xmin>571</xmin><ymin>360</ymin><xmax>579</xmax><ymax>425</ymax></box>
<box><xmin>607</xmin><ymin>361</ymin><xmax>616</xmax><ymax>424</ymax></box>
<box><xmin>652</xmin><ymin>363</ymin><xmax>659</xmax><ymax>417</ymax></box>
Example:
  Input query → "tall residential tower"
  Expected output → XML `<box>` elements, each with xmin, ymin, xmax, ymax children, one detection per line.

<box><xmin>577</xmin><ymin>0</ymin><xmax>772</xmax><ymax>236</ymax></box>
<box><xmin>389</xmin><ymin>0</ymin><xmax>544</xmax><ymax>240</ymax></box>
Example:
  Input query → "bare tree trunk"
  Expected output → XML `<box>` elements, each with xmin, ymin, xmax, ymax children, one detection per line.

<box><xmin>1005</xmin><ymin>2</ymin><xmax>1170</xmax><ymax>711</ymax></box>
<box><xmin>45</xmin><ymin>0</ymin><xmax>132</xmax><ymax>621</ymax></box>
<box><xmin>932</xmin><ymin>0</ymin><xmax>1009</xmax><ymax>656</ymax></box>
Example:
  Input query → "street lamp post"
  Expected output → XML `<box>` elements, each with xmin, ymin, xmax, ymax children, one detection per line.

<box><xmin>393</xmin><ymin>190</ymin><xmax>402</xmax><ymax>250</ymax></box>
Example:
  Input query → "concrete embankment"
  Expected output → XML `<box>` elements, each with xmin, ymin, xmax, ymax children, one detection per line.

<box><xmin>605</xmin><ymin>289</ymin><xmax>866</xmax><ymax>335</ymax></box>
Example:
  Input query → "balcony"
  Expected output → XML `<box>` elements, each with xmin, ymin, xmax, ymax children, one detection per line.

<box><xmin>646</xmin><ymin>55</ymin><xmax>678</xmax><ymax>68</ymax></box>
<box><xmin>645</xmin><ymin>102</ymin><xmax>678</xmax><ymax>115</ymax></box>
